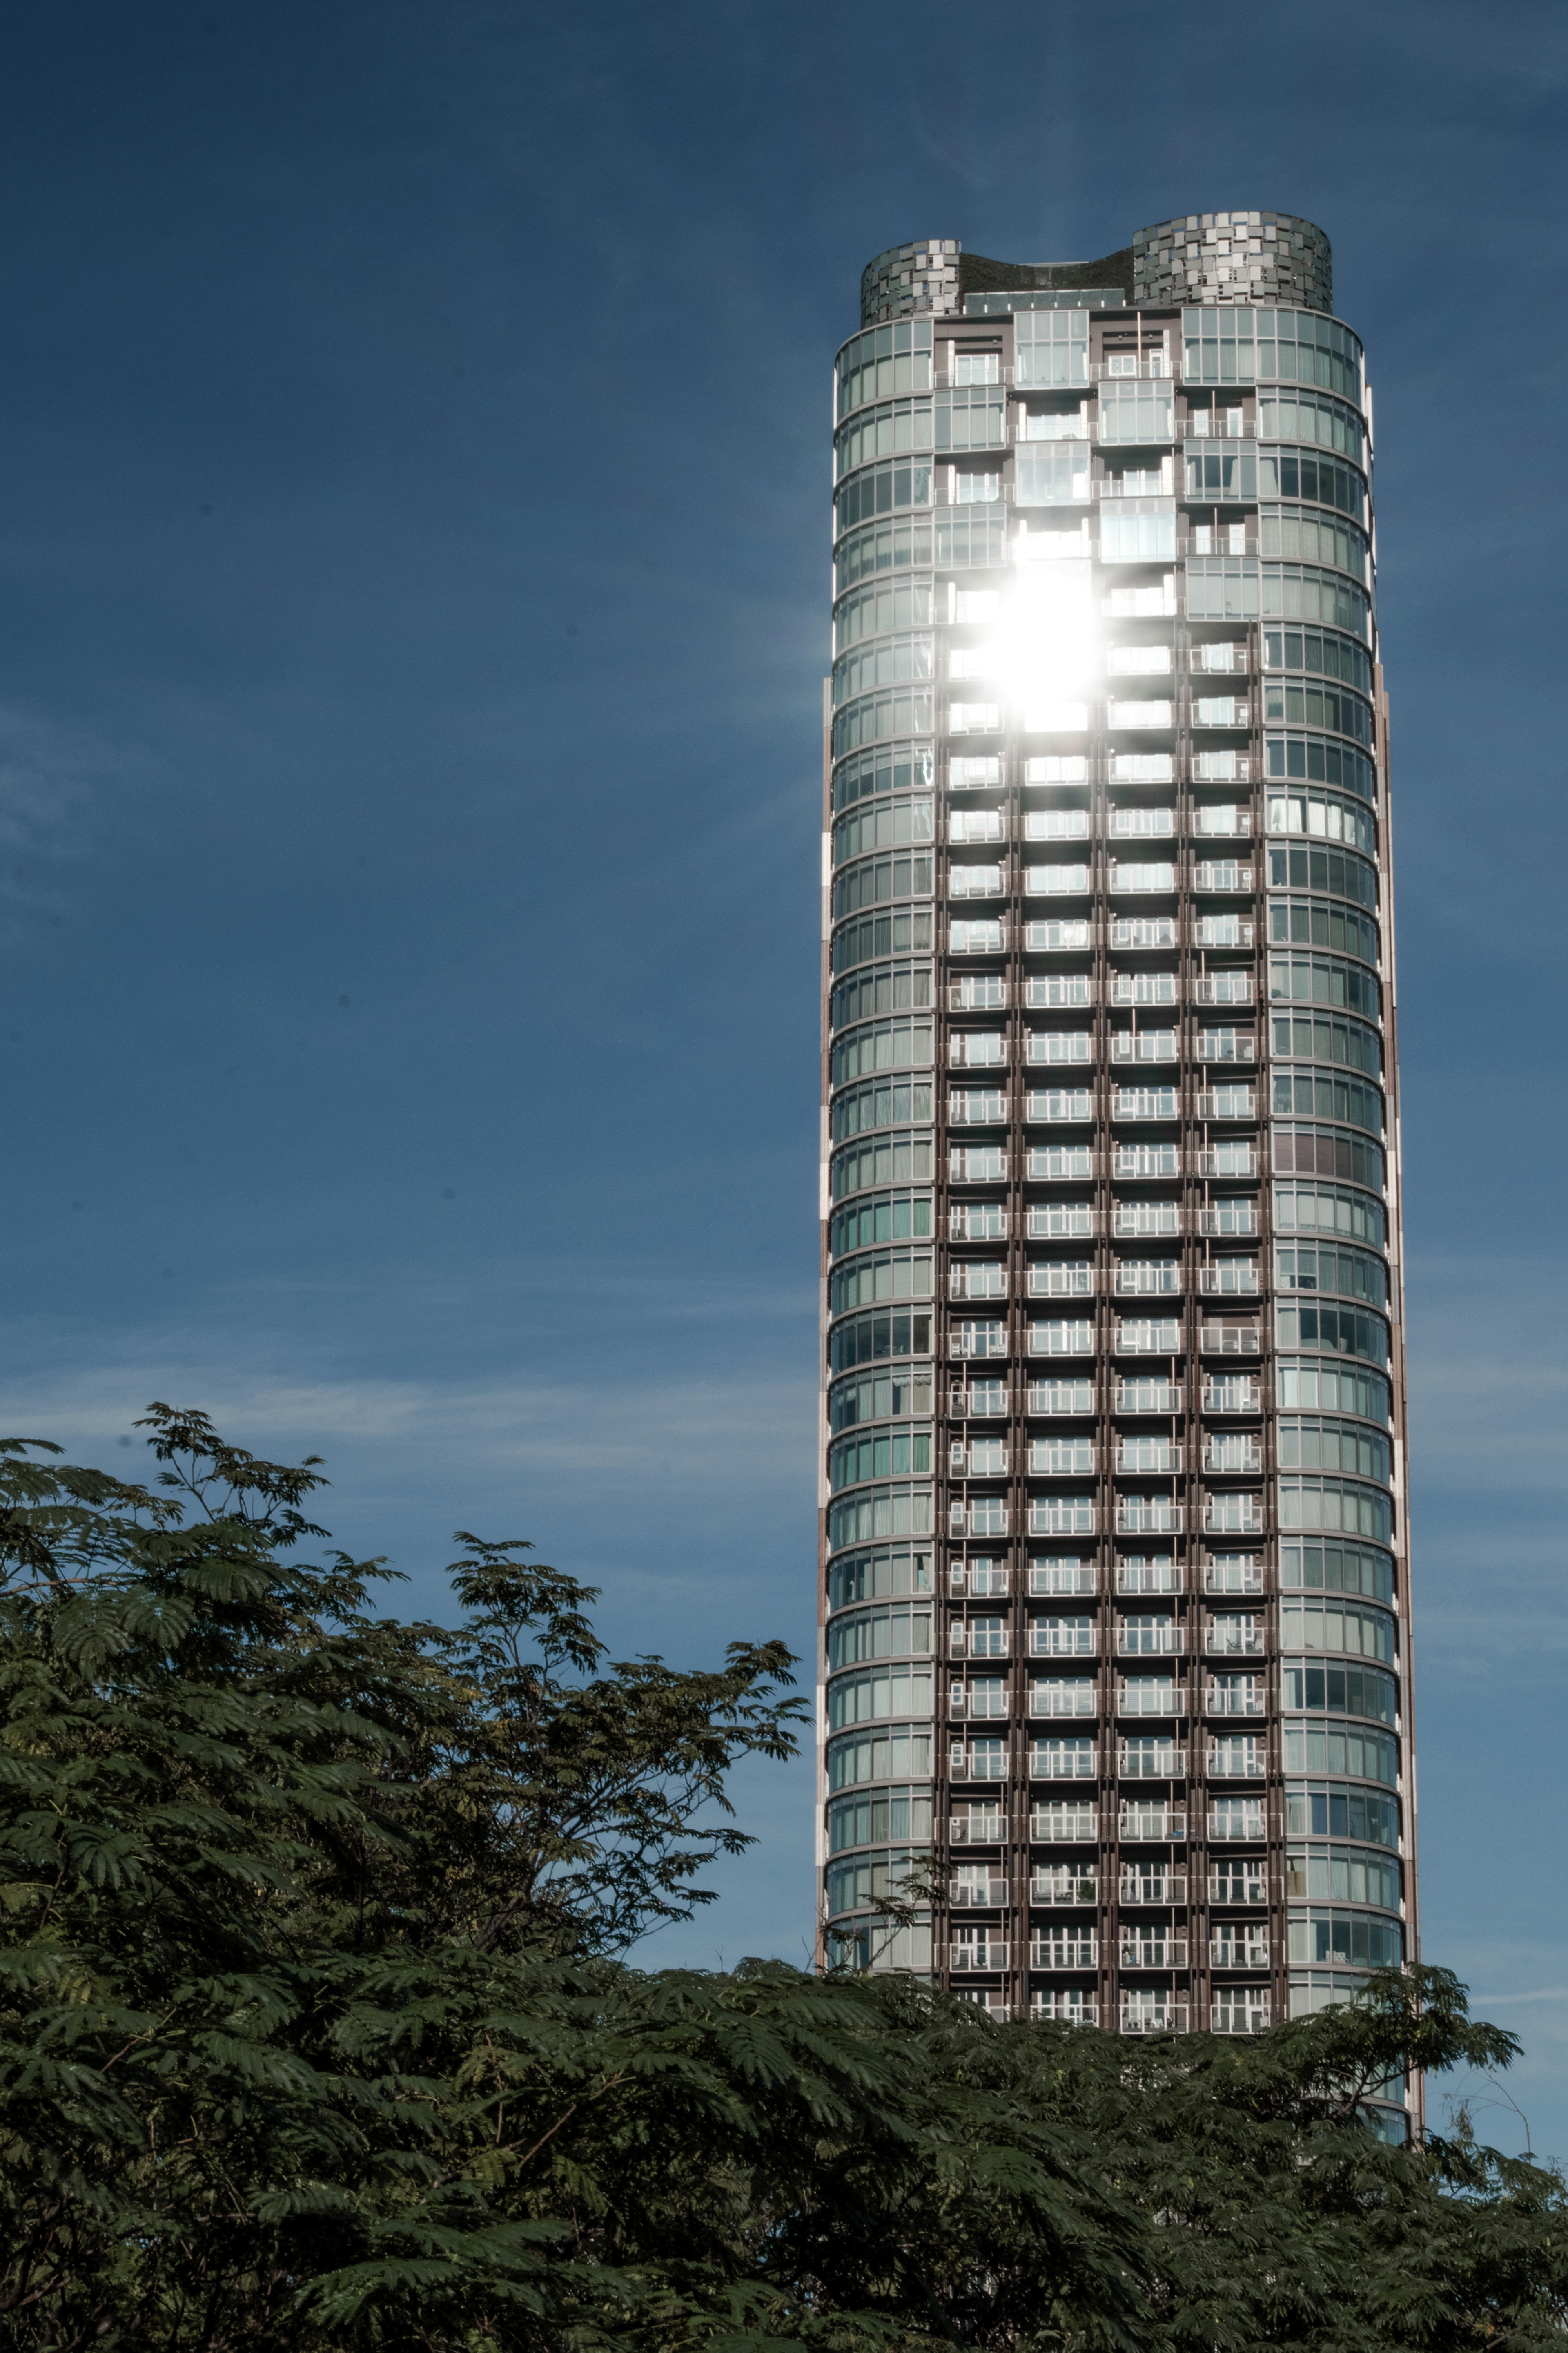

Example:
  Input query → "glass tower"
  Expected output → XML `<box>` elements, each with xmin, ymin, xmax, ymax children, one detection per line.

<box><xmin>817</xmin><ymin>211</ymin><xmax>1417</xmax><ymax>2124</ymax></box>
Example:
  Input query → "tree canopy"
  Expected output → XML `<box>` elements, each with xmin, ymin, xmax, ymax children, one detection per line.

<box><xmin>0</xmin><ymin>1409</ymin><xmax>1561</xmax><ymax>2353</ymax></box>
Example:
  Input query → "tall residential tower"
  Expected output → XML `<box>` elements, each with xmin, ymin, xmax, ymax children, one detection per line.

<box><xmin>817</xmin><ymin>212</ymin><xmax>1417</xmax><ymax>2128</ymax></box>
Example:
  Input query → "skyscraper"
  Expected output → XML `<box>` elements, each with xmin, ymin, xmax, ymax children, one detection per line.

<box><xmin>818</xmin><ymin>212</ymin><xmax>1417</xmax><ymax>2130</ymax></box>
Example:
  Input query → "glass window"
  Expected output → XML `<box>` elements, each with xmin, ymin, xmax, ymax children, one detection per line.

<box><xmin>1099</xmin><ymin>383</ymin><xmax>1175</xmax><ymax>444</ymax></box>
<box><xmin>826</xmin><ymin>1720</ymin><xmax>933</xmax><ymax>1788</ymax></box>
<box><xmin>835</xmin><ymin>318</ymin><xmax>934</xmax><ymax>419</ymax></box>
<box><xmin>1283</xmin><ymin>1779</ymin><xmax>1399</xmax><ymax>1847</ymax></box>
<box><xmin>1271</xmin><ymin>1010</ymin><xmax>1381</xmax><ymax>1080</ymax></box>
<box><xmin>1279</xmin><ymin>1593</ymin><xmax>1394</xmax><ymax>1664</ymax></box>
<box><xmin>935</xmin><ymin>386</ymin><xmax>1007</xmax><ymax>448</ymax></box>
<box><xmin>1257</xmin><ymin>387</ymin><xmax>1364</xmax><ymax>463</ymax></box>
<box><xmin>829</xmin><ymin>1307</ymin><xmax>934</xmax><ymax>1374</ymax></box>
<box><xmin>826</xmin><ymin>1600</ymin><xmax>934</xmax><ymax>1665</ymax></box>
<box><xmin>1280</xmin><ymin>1658</ymin><xmax>1396</xmax><ymax>1724</ymax></box>
<box><xmin>1258</xmin><ymin>448</ymin><xmax>1364</xmax><ymax>520</ymax></box>
<box><xmin>1280</xmin><ymin>1537</ymin><xmax>1392</xmax><ymax>1603</ymax></box>
<box><xmin>834</xmin><ymin>514</ymin><xmax>936</xmax><ymax>593</ymax></box>
<box><xmin>1184</xmin><ymin>444</ymin><xmax>1257</xmax><ymax>502</ymax></box>
<box><xmin>828</xmin><ymin>1784</ymin><xmax>934</xmax><ymax>1852</ymax></box>
<box><xmin>1014</xmin><ymin>308</ymin><xmax>1089</xmax><ymax>388</ymax></box>
<box><xmin>828</xmin><ymin>1486</ymin><xmax>935</xmax><ymax>1555</ymax></box>
<box><xmin>828</xmin><ymin>1545</ymin><xmax>935</xmax><ymax>1610</ymax></box>
<box><xmin>835</xmin><ymin>397</ymin><xmax>934</xmax><ymax>481</ymax></box>
<box><xmin>1259</xmin><ymin>506</ymin><xmax>1368</xmax><ymax>584</ymax></box>
<box><xmin>1016</xmin><ymin>445</ymin><xmax>1091</xmax><ymax>506</ymax></box>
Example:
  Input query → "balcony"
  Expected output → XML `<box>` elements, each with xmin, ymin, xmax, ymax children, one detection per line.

<box><xmin>950</xmin><ymin>1326</ymin><xmax>1009</xmax><ymax>1362</ymax></box>
<box><xmin>1195</xmin><ymin>1087</ymin><xmax>1257</xmax><ymax>1119</ymax></box>
<box><xmin>1207</xmin><ymin>1804</ymin><xmax>1266</xmax><ymax>1840</ymax></box>
<box><xmin>1193</xmin><ymin>859</ymin><xmax>1254</xmax><ymax>892</ymax></box>
<box><xmin>950</xmin><ymin>1625</ymin><xmax>1010</xmax><ymax>1659</ymax></box>
<box><xmin>951</xmin><ymin>1742</ymin><xmax>1009</xmax><ymax>1781</ymax></box>
<box><xmin>951</xmin><ymin>1439</ymin><xmax>1010</xmax><ymax>1474</ymax></box>
<box><xmin>1195</xmin><ymin>1031</ymin><xmax>1256</xmax><ymax>1063</ymax></box>
<box><xmin>950</xmin><ymin>1089</ymin><xmax>1011</xmax><ymax>1126</ymax></box>
<box><xmin>1031</xmin><ymin>1993</ymin><xmax>1100</xmax><ymax>2025</ymax></box>
<box><xmin>1113</xmin><ymin>1087</ymin><xmax>1180</xmax><ymax>1121</ymax></box>
<box><xmin>951</xmin><ymin>1684</ymin><xmax>1011</xmax><ymax>1720</ymax></box>
<box><xmin>1029</xmin><ymin>1499</ymin><xmax>1096</xmax><ymax>1537</ymax></box>
<box><xmin>949</xmin><ymin>1938</ymin><xmax>1009</xmax><ymax>1972</ymax></box>
<box><xmin>1116</xmin><ymin>1688</ymin><xmax>1187</xmax><ymax>1723</ymax></box>
<box><xmin>950</xmin><ymin>1267</ymin><xmax>1008</xmax><ymax>1302</ymax></box>
<box><xmin>1117</xmin><ymin>1744</ymin><xmax>1189</xmax><ymax>1779</ymax></box>
<box><xmin>952</xmin><ymin>1874</ymin><xmax>1009</xmax><ymax>1908</ymax></box>
<box><xmin>1114</xmin><ymin>1144</ymin><xmax>1180</xmax><ymax>1178</ymax></box>
<box><xmin>1027</xmin><ymin>1035</ymin><xmax>1094</xmax><ymax>1069</ymax></box>
<box><xmin>951</xmin><ymin>1147</ymin><xmax>1010</xmax><ymax>1182</ymax></box>
<box><xmin>949</xmin><ymin>1036</ymin><xmax>1009</xmax><ymax>1069</ymax></box>
<box><xmin>1107</xmin><ymin>808</ymin><xmax>1175</xmax><ymax>840</ymax></box>
<box><xmin>1029</xmin><ymin>1204</ymin><xmax>1096</xmax><ymax>1241</ymax></box>
<box><xmin>952</xmin><ymin>1503</ymin><xmax>1012</xmax><ymax>1538</ymax></box>
<box><xmin>1107</xmin><ymin>698</ymin><xmax>1174</xmax><ymax>732</ymax></box>
<box><xmin>1203</xmin><ymin>1556</ymin><xmax>1264</xmax><ymax>1594</ymax></box>
<box><xmin>1110</xmin><ymin>914</ymin><xmax>1178</xmax><ymax>950</ymax></box>
<box><xmin>1031</xmin><ymin>1803</ymin><xmax>1098</xmax><ymax>1843</ymax></box>
<box><xmin>1116</xmin><ymin>1561</ymin><xmax>1183</xmax><ymax>1595</ymax></box>
<box><xmin>949</xmin><ymin>1386</ymin><xmax>1011</xmax><ymax>1423</ymax></box>
<box><xmin>1029</xmin><ymin>1623</ymin><xmax>1096</xmax><ymax>1658</ymax></box>
<box><xmin>1114</xmin><ymin>1267</ymin><xmax>1182</xmax><ymax>1297</ymax></box>
<box><xmin>1027</xmin><ymin>1088</ymin><xmax>1095</xmax><ymax>1124</ymax></box>
<box><xmin>1026</xmin><ymin>1376</ymin><xmax>1096</xmax><ymax>1416</ymax></box>
<box><xmin>1118</xmin><ymin>1803</ymin><xmax>1187</xmax><ymax>1841</ymax></box>
<box><xmin>1028</xmin><ymin>1435</ymin><xmax>1096</xmax><ymax>1475</ymax></box>
<box><xmin>1114</xmin><ymin>1205</ymin><xmax>1180</xmax><ymax>1238</ymax></box>
<box><xmin>1121</xmin><ymin>2000</ymin><xmax>1190</xmax><ymax>2035</ymax></box>
<box><xmin>1116</xmin><ymin>1318</ymin><xmax>1184</xmax><ymax>1355</ymax></box>
<box><xmin>1203</xmin><ymin>1439</ymin><xmax>1264</xmax><ymax>1474</ymax></box>
<box><xmin>1190</xmin><ymin>643</ymin><xmax>1249</xmax><ymax>676</ymax></box>
<box><xmin>1030</xmin><ymin>1742</ymin><xmax>1099</xmax><ymax>1780</ymax></box>
<box><xmin>1028</xmin><ymin>1266</ymin><xmax>1096</xmax><ymax>1299</ymax></box>
<box><xmin>950</xmin><ymin>1564</ymin><xmax>1010</xmax><ymax>1605</ymax></box>
<box><xmin>950</xmin><ymin>1809</ymin><xmax>1010</xmax><ymax>1844</ymax></box>
<box><xmin>1205</xmin><ymin>1623</ymin><xmax>1265</xmax><ymax>1657</ymax></box>
<box><xmin>1120</xmin><ymin>1868</ymin><xmax>1187</xmax><ymax>1905</ymax></box>
<box><xmin>1191</xmin><ymin>752</ymin><xmax>1252</xmax><ymax>784</ymax></box>
<box><xmin>1199</xmin><ymin>1204</ymin><xmax>1258</xmax><ymax>1237</ymax></box>
<box><xmin>1205</xmin><ymin>1681</ymin><xmax>1265</xmax><ymax>1718</ymax></box>
<box><xmin>1211</xmin><ymin>1930</ymin><xmax>1271</xmax><ymax>1969</ymax></box>
<box><xmin>949</xmin><ymin>810</ymin><xmax>1007</xmax><ymax>845</ymax></box>
<box><xmin>1032</xmin><ymin>1933</ymin><xmax>1098</xmax><ymax>1969</ymax></box>
<box><xmin>1191</xmin><ymin>970</ymin><xmax>1252</xmax><ymax>1004</ymax></box>
<box><xmin>1211</xmin><ymin>1992</ymin><xmax>1272</xmax><ymax>2034</ymax></box>
<box><xmin>1115</xmin><ymin>1441</ymin><xmax>1183</xmax><ymax>1474</ymax></box>
<box><xmin>1207</xmin><ymin>1741</ymin><xmax>1267</xmax><ymax>1779</ymax></box>
<box><xmin>1028</xmin><ymin>1144</ymin><xmax>1098</xmax><ymax>1182</ymax></box>
<box><xmin>1028</xmin><ymin>1320</ymin><xmax>1095</xmax><ymax>1360</ymax></box>
<box><xmin>1192</xmin><ymin>916</ymin><xmax>1254</xmax><ymax>948</ymax></box>
<box><xmin>1116</xmin><ymin>1500</ymin><xmax>1185</xmax><ymax>1536</ymax></box>
<box><xmin>1120</xmin><ymin>1932</ymin><xmax>1188</xmax><ymax>1968</ymax></box>
<box><xmin>1209</xmin><ymin>1865</ymin><xmax>1270</xmax><ymax>1905</ymax></box>
<box><xmin>1123</xmin><ymin>1628</ymin><xmax>1185</xmax><ymax>1666</ymax></box>
<box><xmin>1196</xmin><ymin>1145</ymin><xmax>1259</xmax><ymax>1178</ymax></box>
<box><xmin>1029</xmin><ymin>1559</ymin><xmax>1098</xmax><ymax>1598</ymax></box>
<box><xmin>1032</xmin><ymin>1867</ymin><xmax>1099</xmax><ymax>1906</ymax></box>
<box><xmin>1190</xmin><ymin>698</ymin><xmax>1251</xmax><ymax>730</ymax></box>
<box><xmin>1202</xmin><ymin>1499</ymin><xmax>1266</xmax><ymax>1536</ymax></box>
<box><xmin>1030</xmin><ymin>1686</ymin><xmax>1096</xmax><ymax>1719</ymax></box>
<box><xmin>1198</xmin><ymin>1264</ymin><xmax>1260</xmax><ymax>1296</ymax></box>
<box><xmin>950</xmin><ymin>920</ymin><xmax>1010</xmax><ymax>955</ymax></box>
<box><xmin>950</xmin><ymin>864</ymin><xmax>1008</xmax><ymax>901</ymax></box>
<box><xmin>1111</xmin><ymin>1033</ymin><xmax>1178</xmax><ymax>1064</ymax></box>
<box><xmin>1200</xmin><ymin>1323</ymin><xmax>1261</xmax><ymax>1355</ymax></box>
<box><xmin>1111</xmin><ymin>973</ymin><xmax>1178</xmax><ymax>1006</ymax></box>
<box><xmin>949</xmin><ymin>975</ymin><xmax>1009</xmax><ymax>1012</ymax></box>
<box><xmin>1026</xmin><ymin>973</ymin><xmax>1094</xmax><ymax>1010</ymax></box>
<box><xmin>1093</xmin><ymin>355</ymin><xmax>1172</xmax><ymax>381</ymax></box>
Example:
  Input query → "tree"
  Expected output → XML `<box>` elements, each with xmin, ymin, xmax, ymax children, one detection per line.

<box><xmin>0</xmin><ymin>1409</ymin><xmax>1563</xmax><ymax>2353</ymax></box>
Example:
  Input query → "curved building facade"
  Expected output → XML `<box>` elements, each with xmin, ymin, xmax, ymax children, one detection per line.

<box><xmin>817</xmin><ymin>212</ymin><xmax>1418</xmax><ymax>2131</ymax></box>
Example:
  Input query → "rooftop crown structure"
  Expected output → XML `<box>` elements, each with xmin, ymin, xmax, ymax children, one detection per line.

<box><xmin>816</xmin><ymin>213</ymin><xmax>1417</xmax><ymax>2137</ymax></box>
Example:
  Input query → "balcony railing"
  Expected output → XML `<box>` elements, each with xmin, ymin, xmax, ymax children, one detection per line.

<box><xmin>1202</xmin><ymin>1500</ymin><xmax>1266</xmax><ymax>1535</ymax></box>
<box><xmin>1192</xmin><ymin>970</ymin><xmax>1253</xmax><ymax>1001</ymax></box>
<box><xmin>1029</xmin><ymin>1560</ymin><xmax>1098</xmax><ymax>1597</ymax></box>
<box><xmin>1116</xmin><ymin>1501</ymin><xmax>1185</xmax><ymax>1535</ymax></box>
<box><xmin>1195</xmin><ymin>1032</ymin><xmax>1256</xmax><ymax>1063</ymax></box>
<box><xmin>1198</xmin><ymin>1266</ymin><xmax>1260</xmax><ymax>1296</ymax></box>
<box><xmin>1114</xmin><ymin>1144</ymin><xmax>1180</xmax><ymax>1178</ymax></box>
<box><xmin>1118</xmin><ymin>1744</ymin><xmax>1189</xmax><ymax>1777</ymax></box>
<box><xmin>949</xmin><ymin>1038</ymin><xmax>1010</xmax><ymax>1069</ymax></box>
<box><xmin>1203</xmin><ymin>1557</ymin><xmax>1264</xmax><ymax>1593</ymax></box>
<box><xmin>1190</xmin><ymin>700</ymin><xmax>1251</xmax><ymax>730</ymax></box>
<box><xmin>951</xmin><ymin>1686</ymin><xmax>1013</xmax><ymax>1719</ymax></box>
<box><xmin>1207</xmin><ymin>1805</ymin><xmax>1266</xmax><ymax>1840</ymax></box>
<box><xmin>1202</xmin><ymin>1382</ymin><xmax>1262</xmax><ymax>1418</ymax></box>
<box><xmin>1193</xmin><ymin>859</ymin><xmax>1254</xmax><ymax>892</ymax></box>
<box><xmin>1117</xmin><ymin>1691</ymin><xmax>1186</xmax><ymax>1726</ymax></box>
<box><xmin>1199</xmin><ymin>1204</ymin><xmax>1259</xmax><ymax>1236</ymax></box>
<box><xmin>950</xmin><ymin>1269</ymin><xmax>1009</xmax><ymax>1302</ymax></box>
<box><xmin>1119</xmin><ymin>1803</ymin><xmax>1187</xmax><ymax>1840</ymax></box>
<box><xmin>951</xmin><ymin>1742</ymin><xmax>1010</xmax><ymax>1781</ymax></box>
<box><xmin>1116</xmin><ymin>1561</ymin><xmax>1183</xmax><ymax>1595</ymax></box>
<box><xmin>948</xmin><ymin>1388</ymin><xmax>1011</xmax><ymax>1425</ymax></box>
<box><xmin>949</xmin><ymin>976</ymin><xmax>1009</xmax><ymax>1012</ymax></box>
<box><xmin>1111</xmin><ymin>1034</ymin><xmax>1178</xmax><ymax>1064</ymax></box>
<box><xmin>1116</xmin><ymin>1319</ymin><xmax>1184</xmax><ymax>1354</ymax></box>
<box><xmin>1205</xmin><ymin>1624</ymin><xmax>1265</xmax><ymax>1656</ymax></box>
<box><xmin>1029</xmin><ymin>1625</ymin><xmax>1097</xmax><ymax>1658</ymax></box>
<box><xmin>1120</xmin><ymin>1869</ymin><xmax>1187</xmax><ymax>1905</ymax></box>
<box><xmin>949</xmin><ymin>1938</ymin><xmax>1009</xmax><ymax>1972</ymax></box>
<box><xmin>951</xmin><ymin>1876</ymin><xmax>1009</xmax><ymax>1908</ymax></box>
<box><xmin>1205</xmin><ymin>1682</ymin><xmax>1265</xmax><ymax>1717</ymax></box>
<box><xmin>1028</xmin><ymin>1206</ymin><xmax>1097</xmax><ymax>1241</ymax></box>
<box><xmin>1029</xmin><ymin>1501</ymin><xmax>1096</xmax><ymax>1536</ymax></box>
<box><xmin>1207</xmin><ymin>1742</ymin><xmax>1267</xmax><ymax>1778</ymax></box>
<box><xmin>1120</xmin><ymin>1933</ymin><xmax>1188</xmax><ymax>1967</ymax></box>
<box><xmin>949</xmin><ymin>1810</ymin><xmax>1011</xmax><ymax>1844</ymax></box>
<box><xmin>1032</xmin><ymin>1867</ymin><xmax>1099</xmax><ymax>1905</ymax></box>
<box><xmin>1117</xmin><ymin>1623</ymin><xmax>1184</xmax><ymax>1656</ymax></box>
<box><xmin>1031</xmin><ymin>1804</ymin><xmax>1098</xmax><ymax>1842</ymax></box>
<box><xmin>1031</xmin><ymin>1993</ymin><xmax>1100</xmax><ymax>2025</ymax></box>
<box><xmin>1028</xmin><ymin>1383</ymin><xmax>1097</xmax><ymax>1423</ymax></box>
<box><xmin>1200</xmin><ymin>1323</ymin><xmax>1262</xmax><ymax>1354</ymax></box>
<box><xmin>1114</xmin><ymin>1268</ymin><xmax>1183</xmax><ymax>1296</ymax></box>
<box><xmin>1028</xmin><ymin>1267</ymin><xmax>1096</xmax><ymax>1298</ymax></box>
<box><xmin>1190</xmin><ymin>643</ymin><xmax>1250</xmax><ymax>675</ymax></box>
<box><xmin>1211</xmin><ymin>1992</ymin><xmax>1272</xmax><ymax>2033</ymax></box>
<box><xmin>1192</xmin><ymin>916</ymin><xmax>1255</xmax><ymax>948</ymax></box>
<box><xmin>1120</xmin><ymin>2000</ymin><xmax>1190</xmax><ymax>2035</ymax></box>
<box><xmin>1195</xmin><ymin>1087</ymin><xmax>1257</xmax><ymax>1119</ymax></box>
<box><xmin>1211</xmin><ymin>1931</ymin><xmax>1271</xmax><ymax>1969</ymax></box>
<box><xmin>1203</xmin><ymin>1439</ymin><xmax>1264</xmax><ymax>1473</ymax></box>
<box><xmin>1028</xmin><ymin>1144</ymin><xmax>1099</xmax><ymax>1181</ymax></box>
<box><xmin>1209</xmin><ymin>1866</ymin><xmax>1270</xmax><ymax>1904</ymax></box>
<box><xmin>1114</xmin><ymin>1208</ymin><xmax>1181</xmax><ymax>1240</ymax></box>
<box><xmin>1030</xmin><ymin>1742</ymin><xmax>1099</xmax><ymax>1780</ymax></box>
<box><xmin>1030</xmin><ymin>1687</ymin><xmax>1096</xmax><ymax>1718</ymax></box>
<box><xmin>1196</xmin><ymin>1145</ymin><xmax>1259</xmax><ymax>1177</ymax></box>
<box><xmin>951</xmin><ymin>1148</ymin><xmax>1011</xmax><ymax>1182</ymax></box>
<box><xmin>950</xmin><ymin>1626</ymin><xmax>1010</xmax><ymax>1658</ymax></box>
<box><xmin>1032</xmin><ymin>1933</ymin><xmax>1099</xmax><ymax>1969</ymax></box>
<box><xmin>1111</xmin><ymin>975</ymin><xmax>1179</xmax><ymax>1007</ymax></box>
<box><xmin>1115</xmin><ymin>1442</ymin><xmax>1184</xmax><ymax>1474</ymax></box>
<box><xmin>951</xmin><ymin>1502</ymin><xmax>1012</xmax><ymax>1538</ymax></box>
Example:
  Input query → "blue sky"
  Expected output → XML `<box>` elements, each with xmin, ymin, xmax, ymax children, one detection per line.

<box><xmin>1</xmin><ymin>0</ymin><xmax>1566</xmax><ymax>2151</ymax></box>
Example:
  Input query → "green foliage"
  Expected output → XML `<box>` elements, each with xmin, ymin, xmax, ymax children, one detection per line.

<box><xmin>0</xmin><ymin>1409</ymin><xmax>1562</xmax><ymax>2353</ymax></box>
